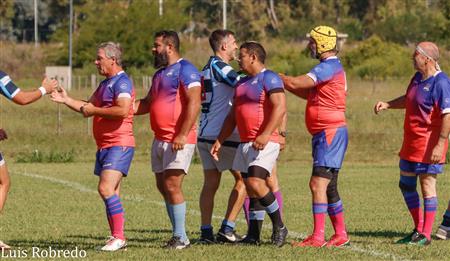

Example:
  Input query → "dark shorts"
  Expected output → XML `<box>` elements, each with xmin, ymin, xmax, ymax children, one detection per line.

<box><xmin>312</xmin><ymin>127</ymin><xmax>348</xmax><ymax>169</ymax></box>
<box><xmin>94</xmin><ymin>146</ymin><xmax>134</xmax><ymax>176</ymax></box>
<box><xmin>399</xmin><ymin>159</ymin><xmax>443</xmax><ymax>174</ymax></box>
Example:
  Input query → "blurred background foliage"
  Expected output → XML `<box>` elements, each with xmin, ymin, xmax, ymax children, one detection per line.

<box><xmin>1</xmin><ymin>0</ymin><xmax>449</xmax><ymax>80</ymax></box>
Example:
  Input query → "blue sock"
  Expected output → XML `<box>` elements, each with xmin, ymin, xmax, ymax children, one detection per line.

<box><xmin>165</xmin><ymin>201</ymin><xmax>174</xmax><ymax>229</ymax></box>
<box><xmin>172</xmin><ymin>202</ymin><xmax>187</xmax><ymax>242</ymax></box>
<box><xmin>220</xmin><ymin>219</ymin><xmax>235</xmax><ymax>234</ymax></box>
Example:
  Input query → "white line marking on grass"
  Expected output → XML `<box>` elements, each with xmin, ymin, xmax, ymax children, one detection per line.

<box><xmin>15</xmin><ymin>171</ymin><xmax>412</xmax><ymax>261</ymax></box>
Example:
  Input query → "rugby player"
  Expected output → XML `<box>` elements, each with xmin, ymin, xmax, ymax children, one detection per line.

<box><xmin>198</xmin><ymin>29</ymin><xmax>246</xmax><ymax>244</ymax></box>
<box><xmin>280</xmin><ymin>25</ymin><xmax>349</xmax><ymax>247</ymax></box>
<box><xmin>212</xmin><ymin>41</ymin><xmax>288</xmax><ymax>247</ymax></box>
<box><xmin>374</xmin><ymin>42</ymin><xmax>450</xmax><ymax>245</ymax></box>
<box><xmin>134</xmin><ymin>31</ymin><xmax>201</xmax><ymax>249</ymax></box>
<box><xmin>51</xmin><ymin>42</ymin><xmax>135</xmax><ymax>251</ymax></box>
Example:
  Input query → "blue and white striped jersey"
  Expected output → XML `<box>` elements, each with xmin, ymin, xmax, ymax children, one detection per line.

<box><xmin>199</xmin><ymin>56</ymin><xmax>240</xmax><ymax>140</ymax></box>
<box><xmin>0</xmin><ymin>71</ymin><xmax>20</xmax><ymax>100</ymax></box>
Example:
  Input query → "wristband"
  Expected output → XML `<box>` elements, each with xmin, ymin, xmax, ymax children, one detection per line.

<box><xmin>279</xmin><ymin>131</ymin><xmax>287</xmax><ymax>137</ymax></box>
<box><xmin>439</xmin><ymin>134</ymin><xmax>448</xmax><ymax>140</ymax></box>
<box><xmin>38</xmin><ymin>86</ymin><xmax>47</xmax><ymax>97</ymax></box>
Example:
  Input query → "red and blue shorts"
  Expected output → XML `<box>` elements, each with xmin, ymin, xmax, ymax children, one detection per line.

<box><xmin>312</xmin><ymin>127</ymin><xmax>348</xmax><ymax>169</ymax></box>
<box><xmin>94</xmin><ymin>146</ymin><xmax>134</xmax><ymax>176</ymax></box>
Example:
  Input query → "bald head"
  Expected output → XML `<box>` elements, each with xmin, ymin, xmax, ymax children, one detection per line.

<box><xmin>417</xmin><ymin>42</ymin><xmax>440</xmax><ymax>61</ymax></box>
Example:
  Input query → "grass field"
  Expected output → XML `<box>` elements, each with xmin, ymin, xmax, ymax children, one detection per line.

<box><xmin>1</xmin><ymin>79</ymin><xmax>450</xmax><ymax>260</ymax></box>
<box><xmin>2</xmin><ymin>162</ymin><xmax>450</xmax><ymax>260</ymax></box>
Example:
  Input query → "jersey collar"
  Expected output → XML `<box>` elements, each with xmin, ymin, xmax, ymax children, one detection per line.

<box><xmin>323</xmin><ymin>56</ymin><xmax>338</xmax><ymax>61</ymax></box>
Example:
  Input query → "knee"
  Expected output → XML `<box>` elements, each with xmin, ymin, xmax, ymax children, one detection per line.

<box><xmin>164</xmin><ymin>182</ymin><xmax>180</xmax><ymax>195</ymax></box>
<box><xmin>202</xmin><ymin>179</ymin><xmax>220</xmax><ymax>193</ymax></box>
<box><xmin>5</xmin><ymin>180</ymin><xmax>10</xmax><ymax>192</ymax></box>
<box><xmin>266</xmin><ymin>178</ymin><xmax>279</xmax><ymax>192</ymax></box>
<box><xmin>326</xmin><ymin>182</ymin><xmax>340</xmax><ymax>203</ymax></box>
<box><xmin>0</xmin><ymin>174</ymin><xmax>10</xmax><ymax>190</ymax></box>
<box><xmin>3</xmin><ymin>178</ymin><xmax>10</xmax><ymax>191</ymax></box>
<box><xmin>246</xmin><ymin>178</ymin><xmax>263</xmax><ymax>191</ymax></box>
<box><xmin>309</xmin><ymin>178</ymin><xmax>325</xmax><ymax>194</ymax></box>
<box><xmin>421</xmin><ymin>182</ymin><xmax>436</xmax><ymax>197</ymax></box>
<box><xmin>98</xmin><ymin>184</ymin><xmax>113</xmax><ymax>198</ymax></box>
<box><xmin>399</xmin><ymin>175</ymin><xmax>417</xmax><ymax>193</ymax></box>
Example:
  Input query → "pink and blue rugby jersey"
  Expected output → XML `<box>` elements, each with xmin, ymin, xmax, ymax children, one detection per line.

<box><xmin>234</xmin><ymin>69</ymin><xmax>284</xmax><ymax>143</ymax></box>
<box><xmin>400</xmin><ymin>71</ymin><xmax>450</xmax><ymax>163</ymax></box>
<box><xmin>305</xmin><ymin>56</ymin><xmax>347</xmax><ymax>135</ymax></box>
<box><xmin>149</xmin><ymin>59</ymin><xmax>202</xmax><ymax>144</ymax></box>
<box><xmin>91</xmin><ymin>71</ymin><xmax>135</xmax><ymax>149</ymax></box>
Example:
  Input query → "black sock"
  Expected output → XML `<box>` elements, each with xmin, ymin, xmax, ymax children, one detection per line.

<box><xmin>259</xmin><ymin>192</ymin><xmax>284</xmax><ymax>229</ymax></box>
<box><xmin>248</xmin><ymin>198</ymin><xmax>264</xmax><ymax>240</ymax></box>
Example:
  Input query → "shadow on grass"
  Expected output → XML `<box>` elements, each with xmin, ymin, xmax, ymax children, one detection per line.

<box><xmin>125</xmin><ymin>228</ymin><xmax>172</xmax><ymax>234</ymax></box>
<box><xmin>6</xmin><ymin>238</ymin><xmax>97</xmax><ymax>249</ymax></box>
<box><xmin>65</xmin><ymin>234</ymin><xmax>161</xmax><ymax>246</ymax></box>
<box><xmin>349</xmin><ymin>230</ymin><xmax>405</xmax><ymax>238</ymax></box>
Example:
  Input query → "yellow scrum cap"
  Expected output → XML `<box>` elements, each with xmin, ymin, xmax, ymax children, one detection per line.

<box><xmin>309</xmin><ymin>26</ymin><xmax>337</xmax><ymax>55</ymax></box>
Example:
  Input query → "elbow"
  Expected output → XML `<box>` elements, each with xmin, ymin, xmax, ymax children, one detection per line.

<box><xmin>118</xmin><ymin>104</ymin><xmax>132</xmax><ymax>118</ymax></box>
<box><xmin>13</xmin><ymin>98</ymin><xmax>31</xmax><ymax>105</ymax></box>
<box><xmin>113</xmin><ymin>108</ymin><xmax>129</xmax><ymax>119</ymax></box>
<box><xmin>119</xmin><ymin>111</ymin><xmax>129</xmax><ymax>119</ymax></box>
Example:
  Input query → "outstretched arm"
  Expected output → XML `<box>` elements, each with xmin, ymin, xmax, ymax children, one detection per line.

<box><xmin>82</xmin><ymin>98</ymin><xmax>131</xmax><ymax>119</ymax></box>
<box><xmin>51</xmin><ymin>87</ymin><xmax>131</xmax><ymax>119</ymax></box>
<box><xmin>279</xmin><ymin>73</ymin><xmax>314</xmax><ymax>100</ymax></box>
<box><xmin>50</xmin><ymin>87</ymin><xmax>88</xmax><ymax>113</ymax></box>
<box><xmin>12</xmin><ymin>77</ymin><xmax>58</xmax><ymax>105</ymax></box>
<box><xmin>374</xmin><ymin>95</ymin><xmax>406</xmax><ymax>114</ymax></box>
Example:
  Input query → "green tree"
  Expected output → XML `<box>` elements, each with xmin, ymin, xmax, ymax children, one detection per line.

<box><xmin>50</xmin><ymin>0</ymin><xmax>190</xmax><ymax>69</ymax></box>
<box><xmin>341</xmin><ymin>35</ymin><xmax>412</xmax><ymax>82</ymax></box>
<box><xmin>0</xmin><ymin>0</ymin><xmax>14</xmax><ymax>40</ymax></box>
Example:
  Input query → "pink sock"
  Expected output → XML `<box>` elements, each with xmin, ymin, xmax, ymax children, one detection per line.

<box><xmin>423</xmin><ymin>197</ymin><xmax>438</xmax><ymax>239</ymax></box>
<box><xmin>409</xmin><ymin>207</ymin><xmax>424</xmax><ymax>233</ymax></box>
<box><xmin>110</xmin><ymin>213</ymin><xmax>125</xmax><ymax>240</ymax></box>
<box><xmin>107</xmin><ymin>212</ymin><xmax>113</xmax><ymax>233</ymax></box>
<box><xmin>105</xmin><ymin>195</ymin><xmax>125</xmax><ymax>240</ymax></box>
<box><xmin>312</xmin><ymin>203</ymin><xmax>327</xmax><ymax>241</ymax></box>
<box><xmin>328</xmin><ymin>200</ymin><xmax>347</xmax><ymax>237</ymax></box>
<box><xmin>329</xmin><ymin>212</ymin><xmax>347</xmax><ymax>237</ymax></box>
<box><xmin>273</xmin><ymin>190</ymin><xmax>284</xmax><ymax>218</ymax></box>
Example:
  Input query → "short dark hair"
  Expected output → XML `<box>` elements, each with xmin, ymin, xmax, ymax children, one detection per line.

<box><xmin>209</xmin><ymin>29</ymin><xmax>235</xmax><ymax>52</ymax></box>
<box><xmin>240</xmin><ymin>41</ymin><xmax>266</xmax><ymax>63</ymax></box>
<box><xmin>155</xmin><ymin>30</ymin><xmax>180</xmax><ymax>52</ymax></box>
